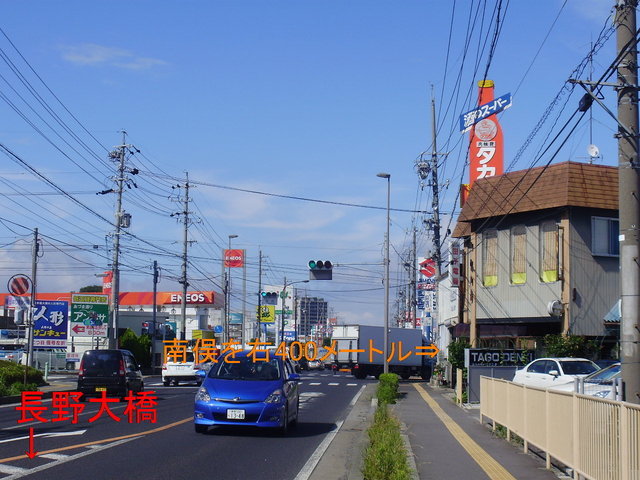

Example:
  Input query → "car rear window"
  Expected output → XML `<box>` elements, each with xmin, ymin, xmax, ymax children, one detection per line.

<box><xmin>209</xmin><ymin>356</ymin><xmax>281</xmax><ymax>381</ymax></box>
<box><xmin>559</xmin><ymin>361</ymin><xmax>598</xmax><ymax>375</ymax></box>
<box><xmin>82</xmin><ymin>351</ymin><xmax>122</xmax><ymax>374</ymax></box>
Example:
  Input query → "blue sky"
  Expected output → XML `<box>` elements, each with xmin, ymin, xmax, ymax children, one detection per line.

<box><xmin>0</xmin><ymin>0</ymin><xmax>620</xmax><ymax>326</ymax></box>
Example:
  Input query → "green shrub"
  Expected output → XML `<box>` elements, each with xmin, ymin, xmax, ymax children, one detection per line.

<box><xmin>0</xmin><ymin>360</ymin><xmax>44</xmax><ymax>392</ymax></box>
<box><xmin>362</xmin><ymin>404</ymin><xmax>412</xmax><ymax>480</ymax></box>
<box><xmin>377</xmin><ymin>373</ymin><xmax>400</xmax><ymax>405</ymax></box>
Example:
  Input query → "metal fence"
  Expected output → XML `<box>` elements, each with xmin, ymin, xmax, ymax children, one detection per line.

<box><xmin>480</xmin><ymin>376</ymin><xmax>640</xmax><ymax>480</ymax></box>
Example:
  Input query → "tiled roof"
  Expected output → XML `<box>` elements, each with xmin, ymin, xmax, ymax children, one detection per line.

<box><xmin>452</xmin><ymin>161</ymin><xmax>618</xmax><ymax>237</ymax></box>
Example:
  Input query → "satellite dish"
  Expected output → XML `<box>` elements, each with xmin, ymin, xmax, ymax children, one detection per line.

<box><xmin>587</xmin><ymin>144</ymin><xmax>600</xmax><ymax>158</ymax></box>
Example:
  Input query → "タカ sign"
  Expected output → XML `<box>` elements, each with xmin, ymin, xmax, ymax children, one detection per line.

<box><xmin>464</xmin><ymin>348</ymin><xmax>534</xmax><ymax>368</ymax></box>
<box><xmin>70</xmin><ymin>294</ymin><xmax>109</xmax><ymax>337</ymax></box>
<box><xmin>33</xmin><ymin>300</ymin><xmax>68</xmax><ymax>349</ymax></box>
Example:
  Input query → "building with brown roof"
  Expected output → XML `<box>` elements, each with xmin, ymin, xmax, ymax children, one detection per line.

<box><xmin>451</xmin><ymin>161</ymin><xmax>619</xmax><ymax>355</ymax></box>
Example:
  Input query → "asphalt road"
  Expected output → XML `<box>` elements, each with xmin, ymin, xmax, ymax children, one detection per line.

<box><xmin>0</xmin><ymin>371</ymin><xmax>373</xmax><ymax>480</ymax></box>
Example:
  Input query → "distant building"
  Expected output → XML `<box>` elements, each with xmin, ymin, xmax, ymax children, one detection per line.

<box><xmin>297</xmin><ymin>297</ymin><xmax>328</xmax><ymax>336</ymax></box>
<box><xmin>451</xmin><ymin>161</ymin><xmax>619</xmax><ymax>356</ymax></box>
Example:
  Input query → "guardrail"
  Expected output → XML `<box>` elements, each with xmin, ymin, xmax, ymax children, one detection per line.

<box><xmin>480</xmin><ymin>376</ymin><xmax>640</xmax><ymax>480</ymax></box>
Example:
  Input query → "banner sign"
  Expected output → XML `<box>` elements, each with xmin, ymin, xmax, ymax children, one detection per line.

<box><xmin>467</xmin><ymin>81</ymin><xmax>505</xmax><ymax>186</ymax></box>
<box><xmin>464</xmin><ymin>348</ymin><xmax>534</xmax><ymax>368</ymax></box>
<box><xmin>224</xmin><ymin>249</ymin><xmax>244</xmax><ymax>268</ymax></box>
<box><xmin>459</xmin><ymin>92</ymin><xmax>511</xmax><ymax>133</ymax></box>
<box><xmin>449</xmin><ymin>240</ymin><xmax>462</xmax><ymax>288</ymax></box>
<box><xmin>101</xmin><ymin>271</ymin><xmax>113</xmax><ymax>296</ymax></box>
<box><xmin>229</xmin><ymin>312</ymin><xmax>243</xmax><ymax>325</ymax></box>
<box><xmin>33</xmin><ymin>300</ymin><xmax>68</xmax><ymax>348</ymax></box>
<box><xmin>70</xmin><ymin>294</ymin><xmax>109</xmax><ymax>337</ymax></box>
<box><xmin>257</xmin><ymin>305</ymin><xmax>276</xmax><ymax>323</ymax></box>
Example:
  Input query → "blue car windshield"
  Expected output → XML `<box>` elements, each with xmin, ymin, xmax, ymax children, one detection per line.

<box><xmin>209</xmin><ymin>356</ymin><xmax>282</xmax><ymax>381</ymax></box>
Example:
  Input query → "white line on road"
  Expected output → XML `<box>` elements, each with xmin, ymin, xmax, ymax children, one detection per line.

<box><xmin>346</xmin><ymin>383</ymin><xmax>358</xmax><ymax>386</ymax></box>
<box><xmin>293</xmin><ymin>419</ymin><xmax>344</xmax><ymax>480</ymax></box>
<box><xmin>0</xmin><ymin>430</ymin><xmax>87</xmax><ymax>444</ymax></box>
<box><xmin>308</xmin><ymin>382</ymin><xmax>321</xmax><ymax>385</ymax></box>
<box><xmin>327</xmin><ymin>383</ymin><xmax>339</xmax><ymax>386</ymax></box>
<box><xmin>0</xmin><ymin>465</ymin><xmax>27</xmax><ymax>475</ymax></box>
<box><xmin>294</xmin><ymin>384</ymin><xmax>366</xmax><ymax>480</ymax></box>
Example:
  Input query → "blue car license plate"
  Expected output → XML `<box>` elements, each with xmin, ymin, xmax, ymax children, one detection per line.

<box><xmin>227</xmin><ymin>409</ymin><xmax>245</xmax><ymax>420</ymax></box>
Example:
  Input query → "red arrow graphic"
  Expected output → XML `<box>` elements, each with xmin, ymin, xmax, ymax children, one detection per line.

<box><xmin>26</xmin><ymin>427</ymin><xmax>38</xmax><ymax>459</ymax></box>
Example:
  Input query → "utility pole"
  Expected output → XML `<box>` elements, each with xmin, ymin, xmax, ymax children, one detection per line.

<box><xmin>430</xmin><ymin>96</ymin><xmax>443</xmax><ymax>274</ymax></box>
<box><xmin>257</xmin><ymin>250</ymin><xmax>263</xmax><ymax>342</ymax></box>
<box><xmin>616</xmin><ymin>0</ymin><xmax>640</xmax><ymax>404</ymax></box>
<box><xmin>412</xmin><ymin>226</ymin><xmax>417</xmax><ymax>328</ymax></box>
<box><xmin>242</xmin><ymin>249</ymin><xmax>247</xmax><ymax>347</ymax></box>
<box><xmin>152</xmin><ymin>260</ymin><xmax>159</xmax><ymax>371</ymax></box>
<box><xmin>26</xmin><ymin>228</ymin><xmax>38</xmax><ymax>368</ymax></box>
<box><xmin>109</xmin><ymin>131</ymin><xmax>127</xmax><ymax>349</ymax></box>
<box><xmin>180</xmin><ymin>173</ymin><xmax>190</xmax><ymax>341</ymax></box>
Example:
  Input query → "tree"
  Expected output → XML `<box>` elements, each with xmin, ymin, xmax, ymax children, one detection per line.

<box><xmin>119</xmin><ymin>328</ymin><xmax>151</xmax><ymax>368</ymax></box>
<box><xmin>79</xmin><ymin>285</ymin><xmax>103</xmax><ymax>293</ymax></box>
<box><xmin>543</xmin><ymin>334</ymin><xmax>597</xmax><ymax>358</ymax></box>
<box><xmin>447</xmin><ymin>338</ymin><xmax>470</xmax><ymax>370</ymax></box>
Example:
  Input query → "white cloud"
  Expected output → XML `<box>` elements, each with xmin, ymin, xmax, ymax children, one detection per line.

<box><xmin>569</xmin><ymin>0</ymin><xmax>614</xmax><ymax>22</ymax></box>
<box><xmin>60</xmin><ymin>43</ymin><xmax>167</xmax><ymax>70</ymax></box>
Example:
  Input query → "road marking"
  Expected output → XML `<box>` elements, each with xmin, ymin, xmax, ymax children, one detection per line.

<box><xmin>39</xmin><ymin>453</ymin><xmax>68</xmax><ymax>460</ymax></box>
<box><xmin>1</xmin><ymin>438</ymin><xmax>138</xmax><ymax>479</ymax></box>
<box><xmin>327</xmin><ymin>383</ymin><xmax>339</xmax><ymax>386</ymax></box>
<box><xmin>0</xmin><ymin>465</ymin><xmax>27</xmax><ymax>475</ymax></box>
<box><xmin>308</xmin><ymin>382</ymin><xmax>321</xmax><ymax>385</ymax></box>
<box><xmin>0</xmin><ymin>417</ymin><xmax>192</xmax><ymax>464</ymax></box>
<box><xmin>293</xmin><ymin>419</ymin><xmax>344</xmax><ymax>480</ymax></box>
<box><xmin>413</xmin><ymin>384</ymin><xmax>516</xmax><ymax>480</ymax></box>
<box><xmin>349</xmin><ymin>385</ymin><xmax>366</xmax><ymax>407</ymax></box>
<box><xmin>0</xmin><ymin>429</ymin><xmax>86</xmax><ymax>444</ymax></box>
<box><xmin>346</xmin><ymin>383</ymin><xmax>358</xmax><ymax>386</ymax></box>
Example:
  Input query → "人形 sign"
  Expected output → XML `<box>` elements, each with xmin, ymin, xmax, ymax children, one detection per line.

<box><xmin>33</xmin><ymin>300</ymin><xmax>68</xmax><ymax>349</ymax></box>
<box><xmin>70</xmin><ymin>294</ymin><xmax>109</xmax><ymax>337</ymax></box>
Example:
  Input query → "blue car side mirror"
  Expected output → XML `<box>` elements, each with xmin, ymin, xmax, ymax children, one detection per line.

<box><xmin>195</xmin><ymin>370</ymin><xmax>206</xmax><ymax>378</ymax></box>
<box><xmin>288</xmin><ymin>373</ymin><xmax>300</xmax><ymax>382</ymax></box>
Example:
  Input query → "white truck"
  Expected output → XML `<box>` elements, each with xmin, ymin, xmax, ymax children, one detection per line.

<box><xmin>331</xmin><ymin>325</ymin><xmax>433</xmax><ymax>380</ymax></box>
<box><xmin>162</xmin><ymin>350</ymin><xmax>201</xmax><ymax>386</ymax></box>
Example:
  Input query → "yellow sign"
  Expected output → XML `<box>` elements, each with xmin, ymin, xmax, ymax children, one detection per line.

<box><xmin>257</xmin><ymin>305</ymin><xmax>275</xmax><ymax>323</ymax></box>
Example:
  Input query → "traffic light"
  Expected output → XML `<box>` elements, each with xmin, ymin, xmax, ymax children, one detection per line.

<box><xmin>261</xmin><ymin>291</ymin><xmax>279</xmax><ymax>305</ymax></box>
<box><xmin>308</xmin><ymin>260</ymin><xmax>333</xmax><ymax>280</ymax></box>
<box><xmin>141</xmin><ymin>321</ymin><xmax>149</xmax><ymax>335</ymax></box>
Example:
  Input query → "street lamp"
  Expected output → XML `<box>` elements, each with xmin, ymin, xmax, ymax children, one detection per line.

<box><xmin>280</xmin><ymin>278</ymin><xmax>309</xmax><ymax>345</ymax></box>
<box><xmin>225</xmin><ymin>234</ymin><xmax>238</xmax><ymax>343</ymax></box>
<box><xmin>377</xmin><ymin>172</ymin><xmax>391</xmax><ymax>374</ymax></box>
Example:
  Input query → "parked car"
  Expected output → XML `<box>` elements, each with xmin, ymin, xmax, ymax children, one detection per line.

<box><xmin>194</xmin><ymin>350</ymin><xmax>300</xmax><ymax>435</ymax></box>
<box><xmin>512</xmin><ymin>357</ymin><xmax>599</xmax><ymax>388</ymax></box>
<box><xmin>550</xmin><ymin>362</ymin><xmax>621</xmax><ymax>399</ymax></box>
<box><xmin>77</xmin><ymin>349</ymin><xmax>144</xmax><ymax>399</ymax></box>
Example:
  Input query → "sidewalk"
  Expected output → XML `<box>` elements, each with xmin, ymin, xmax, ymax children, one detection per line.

<box><xmin>308</xmin><ymin>380</ymin><xmax>566</xmax><ymax>480</ymax></box>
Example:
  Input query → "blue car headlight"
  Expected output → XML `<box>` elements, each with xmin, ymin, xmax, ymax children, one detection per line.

<box><xmin>264</xmin><ymin>388</ymin><xmax>284</xmax><ymax>404</ymax></box>
<box><xmin>195</xmin><ymin>387</ymin><xmax>211</xmax><ymax>402</ymax></box>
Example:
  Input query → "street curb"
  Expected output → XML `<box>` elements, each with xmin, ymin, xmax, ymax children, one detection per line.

<box><xmin>400</xmin><ymin>428</ymin><xmax>419</xmax><ymax>480</ymax></box>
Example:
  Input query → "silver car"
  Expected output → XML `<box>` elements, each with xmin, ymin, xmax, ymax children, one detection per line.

<box><xmin>512</xmin><ymin>357</ymin><xmax>599</xmax><ymax>388</ymax></box>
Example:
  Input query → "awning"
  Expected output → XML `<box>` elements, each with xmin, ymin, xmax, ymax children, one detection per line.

<box><xmin>603</xmin><ymin>299</ymin><xmax>621</xmax><ymax>324</ymax></box>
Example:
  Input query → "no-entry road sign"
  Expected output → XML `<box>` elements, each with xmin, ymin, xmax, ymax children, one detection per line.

<box><xmin>7</xmin><ymin>275</ymin><xmax>31</xmax><ymax>296</ymax></box>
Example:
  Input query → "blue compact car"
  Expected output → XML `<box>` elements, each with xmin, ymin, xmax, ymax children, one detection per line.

<box><xmin>194</xmin><ymin>350</ymin><xmax>300</xmax><ymax>435</ymax></box>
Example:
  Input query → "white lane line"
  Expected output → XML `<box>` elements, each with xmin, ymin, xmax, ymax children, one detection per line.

<box><xmin>2</xmin><ymin>437</ymin><xmax>139</xmax><ymax>480</ymax></box>
<box><xmin>39</xmin><ymin>453</ymin><xmax>68</xmax><ymax>460</ymax></box>
<box><xmin>293</xmin><ymin>419</ymin><xmax>344</xmax><ymax>480</ymax></box>
<box><xmin>0</xmin><ymin>465</ymin><xmax>28</xmax><ymax>475</ymax></box>
<box><xmin>308</xmin><ymin>382</ymin><xmax>321</xmax><ymax>386</ymax></box>
<box><xmin>349</xmin><ymin>385</ymin><xmax>366</xmax><ymax>407</ymax></box>
<box><xmin>327</xmin><ymin>383</ymin><xmax>339</xmax><ymax>386</ymax></box>
<box><xmin>346</xmin><ymin>383</ymin><xmax>358</xmax><ymax>386</ymax></box>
